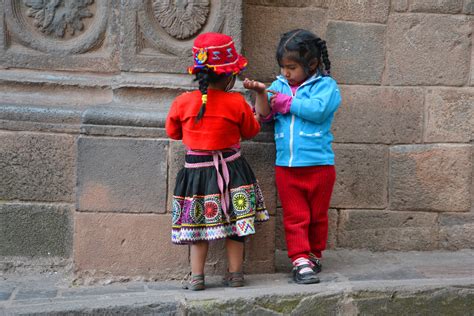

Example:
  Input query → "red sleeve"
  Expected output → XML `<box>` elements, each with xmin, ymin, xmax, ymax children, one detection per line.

<box><xmin>240</xmin><ymin>100</ymin><xmax>261</xmax><ymax>139</ymax></box>
<box><xmin>165</xmin><ymin>98</ymin><xmax>182</xmax><ymax>140</ymax></box>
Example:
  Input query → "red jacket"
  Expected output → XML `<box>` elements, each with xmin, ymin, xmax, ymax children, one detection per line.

<box><xmin>166</xmin><ymin>89</ymin><xmax>260</xmax><ymax>150</ymax></box>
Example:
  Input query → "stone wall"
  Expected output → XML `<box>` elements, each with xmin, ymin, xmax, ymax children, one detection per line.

<box><xmin>0</xmin><ymin>0</ymin><xmax>472</xmax><ymax>280</ymax></box>
<box><xmin>244</xmin><ymin>0</ymin><xmax>473</xmax><ymax>255</ymax></box>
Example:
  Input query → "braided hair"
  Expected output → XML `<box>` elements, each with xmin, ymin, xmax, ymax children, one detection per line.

<box><xmin>276</xmin><ymin>29</ymin><xmax>331</xmax><ymax>76</ymax></box>
<box><xmin>194</xmin><ymin>68</ymin><xmax>229</xmax><ymax>122</ymax></box>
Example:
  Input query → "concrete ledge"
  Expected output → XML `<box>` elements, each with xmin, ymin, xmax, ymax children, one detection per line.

<box><xmin>1</xmin><ymin>103</ymin><xmax>275</xmax><ymax>140</ymax></box>
<box><xmin>0</xmin><ymin>104</ymin><xmax>82</xmax><ymax>133</ymax></box>
<box><xmin>1</xmin><ymin>250</ymin><xmax>473</xmax><ymax>315</ymax></box>
<box><xmin>81</xmin><ymin>106</ymin><xmax>167</xmax><ymax>128</ymax></box>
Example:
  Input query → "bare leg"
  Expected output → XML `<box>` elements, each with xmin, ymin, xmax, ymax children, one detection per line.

<box><xmin>226</xmin><ymin>239</ymin><xmax>244</xmax><ymax>272</ymax></box>
<box><xmin>190</xmin><ymin>241</ymin><xmax>209</xmax><ymax>275</ymax></box>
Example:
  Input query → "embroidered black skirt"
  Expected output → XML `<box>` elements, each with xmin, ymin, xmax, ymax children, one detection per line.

<box><xmin>171</xmin><ymin>150</ymin><xmax>269</xmax><ymax>244</ymax></box>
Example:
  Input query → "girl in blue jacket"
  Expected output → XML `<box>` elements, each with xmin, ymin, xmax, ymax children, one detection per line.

<box><xmin>244</xmin><ymin>29</ymin><xmax>341</xmax><ymax>285</ymax></box>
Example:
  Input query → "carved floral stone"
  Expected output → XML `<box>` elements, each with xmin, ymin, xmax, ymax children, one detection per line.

<box><xmin>23</xmin><ymin>0</ymin><xmax>94</xmax><ymax>38</ymax></box>
<box><xmin>153</xmin><ymin>0</ymin><xmax>210</xmax><ymax>39</ymax></box>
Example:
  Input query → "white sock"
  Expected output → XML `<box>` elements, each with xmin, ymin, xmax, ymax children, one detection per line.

<box><xmin>293</xmin><ymin>257</ymin><xmax>313</xmax><ymax>274</ymax></box>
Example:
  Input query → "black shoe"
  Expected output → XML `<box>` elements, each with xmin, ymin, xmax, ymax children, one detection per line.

<box><xmin>309</xmin><ymin>256</ymin><xmax>322</xmax><ymax>274</ymax></box>
<box><xmin>292</xmin><ymin>264</ymin><xmax>320</xmax><ymax>284</ymax></box>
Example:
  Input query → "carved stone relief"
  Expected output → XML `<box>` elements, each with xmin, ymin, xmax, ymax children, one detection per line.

<box><xmin>120</xmin><ymin>0</ymin><xmax>242</xmax><ymax>73</ymax></box>
<box><xmin>152</xmin><ymin>0</ymin><xmax>210</xmax><ymax>40</ymax></box>
<box><xmin>23</xmin><ymin>0</ymin><xmax>94</xmax><ymax>38</ymax></box>
<box><xmin>134</xmin><ymin>1</ymin><xmax>225</xmax><ymax>56</ymax></box>
<box><xmin>4</xmin><ymin>0</ymin><xmax>108</xmax><ymax>54</ymax></box>
<box><xmin>23</xmin><ymin>0</ymin><xmax>94</xmax><ymax>39</ymax></box>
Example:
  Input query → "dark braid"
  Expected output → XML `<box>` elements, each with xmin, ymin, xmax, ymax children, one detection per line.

<box><xmin>195</xmin><ymin>71</ymin><xmax>209</xmax><ymax>122</ymax></box>
<box><xmin>316</xmin><ymin>38</ymin><xmax>331</xmax><ymax>75</ymax></box>
<box><xmin>194</xmin><ymin>69</ymin><xmax>230</xmax><ymax>122</ymax></box>
<box><xmin>276</xmin><ymin>29</ymin><xmax>332</xmax><ymax>77</ymax></box>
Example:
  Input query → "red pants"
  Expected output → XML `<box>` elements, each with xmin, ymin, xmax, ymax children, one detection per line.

<box><xmin>275</xmin><ymin>165</ymin><xmax>336</xmax><ymax>262</ymax></box>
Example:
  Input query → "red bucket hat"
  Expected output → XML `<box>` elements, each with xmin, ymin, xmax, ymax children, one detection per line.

<box><xmin>188</xmin><ymin>32</ymin><xmax>248</xmax><ymax>75</ymax></box>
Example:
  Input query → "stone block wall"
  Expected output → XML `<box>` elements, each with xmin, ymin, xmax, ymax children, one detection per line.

<box><xmin>244</xmin><ymin>0</ymin><xmax>473</xmax><ymax>253</ymax></box>
<box><xmin>0</xmin><ymin>0</ymin><xmax>472</xmax><ymax>280</ymax></box>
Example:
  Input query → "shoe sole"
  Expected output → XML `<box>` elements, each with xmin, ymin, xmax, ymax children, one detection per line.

<box><xmin>189</xmin><ymin>284</ymin><xmax>205</xmax><ymax>291</ymax></box>
<box><xmin>292</xmin><ymin>270</ymin><xmax>320</xmax><ymax>284</ymax></box>
<box><xmin>294</xmin><ymin>277</ymin><xmax>320</xmax><ymax>284</ymax></box>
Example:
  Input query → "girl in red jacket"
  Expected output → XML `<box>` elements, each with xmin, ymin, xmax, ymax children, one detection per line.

<box><xmin>166</xmin><ymin>32</ymin><xmax>269</xmax><ymax>291</ymax></box>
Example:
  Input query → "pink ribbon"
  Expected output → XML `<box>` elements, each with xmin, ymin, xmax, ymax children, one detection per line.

<box><xmin>185</xmin><ymin>150</ymin><xmax>241</xmax><ymax>223</ymax></box>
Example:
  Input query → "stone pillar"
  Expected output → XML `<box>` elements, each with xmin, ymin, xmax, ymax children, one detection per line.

<box><xmin>0</xmin><ymin>0</ymin><xmax>278</xmax><ymax>280</ymax></box>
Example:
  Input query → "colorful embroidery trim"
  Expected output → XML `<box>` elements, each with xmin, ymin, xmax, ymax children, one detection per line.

<box><xmin>195</xmin><ymin>48</ymin><xmax>207</xmax><ymax>65</ymax></box>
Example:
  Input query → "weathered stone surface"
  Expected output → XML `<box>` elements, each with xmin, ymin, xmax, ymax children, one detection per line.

<box><xmin>243</xmin><ymin>4</ymin><xmax>327</xmax><ymax>82</ymax></box>
<box><xmin>0</xmin><ymin>132</ymin><xmax>76</xmax><ymax>202</ymax></box>
<box><xmin>81</xmin><ymin>106</ymin><xmax>167</xmax><ymax>128</ymax></box>
<box><xmin>77</xmin><ymin>137</ymin><xmax>168</xmax><ymax>213</ymax></box>
<box><xmin>81</xmin><ymin>105</ymin><xmax>169</xmax><ymax>139</ymax></box>
<box><xmin>0</xmin><ymin>82</ymin><xmax>112</xmax><ymax>108</ymax></box>
<box><xmin>471</xmin><ymin>43</ymin><xmax>474</xmax><ymax>85</ymax></box>
<box><xmin>328</xmin><ymin>0</ymin><xmax>390</xmax><ymax>23</ymax></box>
<box><xmin>74</xmin><ymin>213</ymin><xmax>188</xmax><ymax>278</ymax></box>
<box><xmin>0</xmin><ymin>104</ymin><xmax>82</xmax><ymax>134</ymax></box>
<box><xmin>425</xmin><ymin>88</ymin><xmax>474</xmax><ymax>142</ymax></box>
<box><xmin>245</xmin><ymin>0</ymin><xmax>329</xmax><ymax>7</ymax></box>
<box><xmin>241</xmin><ymin>142</ymin><xmax>277</xmax><ymax>215</ymax></box>
<box><xmin>167</xmin><ymin>141</ymin><xmax>186</xmax><ymax>212</ymax></box>
<box><xmin>385</xmin><ymin>14</ymin><xmax>472</xmax><ymax>86</ymax></box>
<box><xmin>464</xmin><ymin>0</ymin><xmax>474</xmax><ymax>13</ymax></box>
<box><xmin>392</xmin><ymin>0</ymin><xmax>409</xmax><ymax>12</ymax></box>
<box><xmin>333</xmin><ymin>86</ymin><xmax>424</xmax><ymax>144</ymax></box>
<box><xmin>390</xmin><ymin>145</ymin><xmax>472</xmax><ymax>212</ymax></box>
<box><xmin>338</xmin><ymin>209</ymin><xmax>439</xmax><ymax>251</ymax></box>
<box><xmin>355</xmin><ymin>288</ymin><xmax>474</xmax><ymax>315</ymax></box>
<box><xmin>439</xmin><ymin>213</ymin><xmax>474</xmax><ymax>250</ymax></box>
<box><xmin>245</xmin><ymin>217</ymin><xmax>275</xmax><ymax>274</ymax></box>
<box><xmin>275</xmin><ymin>207</ymin><xmax>285</xmax><ymax>251</ymax></box>
<box><xmin>327</xmin><ymin>209</ymin><xmax>338</xmax><ymax>250</ymax></box>
<box><xmin>410</xmin><ymin>0</ymin><xmax>463</xmax><ymax>13</ymax></box>
<box><xmin>0</xmin><ymin>203</ymin><xmax>73</xmax><ymax>257</ymax></box>
<box><xmin>331</xmin><ymin>144</ymin><xmax>388</xmax><ymax>209</ymax></box>
<box><xmin>205</xmin><ymin>239</ymin><xmax>227</xmax><ymax>275</ymax></box>
<box><xmin>15</xmin><ymin>289</ymin><xmax>58</xmax><ymax>300</ymax></box>
<box><xmin>112</xmin><ymin>88</ymin><xmax>182</xmax><ymax>112</ymax></box>
<box><xmin>326</xmin><ymin>21</ymin><xmax>385</xmax><ymax>85</ymax></box>
<box><xmin>81</xmin><ymin>125</ymin><xmax>167</xmax><ymax>139</ymax></box>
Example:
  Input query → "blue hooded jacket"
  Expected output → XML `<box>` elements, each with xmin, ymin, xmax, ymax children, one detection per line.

<box><xmin>267</xmin><ymin>74</ymin><xmax>341</xmax><ymax>167</ymax></box>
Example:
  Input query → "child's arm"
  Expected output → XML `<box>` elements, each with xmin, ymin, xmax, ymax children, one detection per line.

<box><xmin>165</xmin><ymin>99</ymin><xmax>183</xmax><ymax>140</ymax></box>
<box><xmin>243</xmin><ymin>78</ymin><xmax>273</xmax><ymax>119</ymax></box>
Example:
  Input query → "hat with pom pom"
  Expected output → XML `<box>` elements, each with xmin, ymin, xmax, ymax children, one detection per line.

<box><xmin>188</xmin><ymin>32</ymin><xmax>247</xmax><ymax>75</ymax></box>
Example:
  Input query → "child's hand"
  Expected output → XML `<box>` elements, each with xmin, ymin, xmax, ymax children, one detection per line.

<box><xmin>270</xmin><ymin>92</ymin><xmax>292</xmax><ymax>114</ymax></box>
<box><xmin>243</xmin><ymin>78</ymin><xmax>266</xmax><ymax>93</ymax></box>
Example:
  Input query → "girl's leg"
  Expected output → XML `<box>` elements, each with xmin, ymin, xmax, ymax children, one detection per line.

<box><xmin>225</xmin><ymin>238</ymin><xmax>244</xmax><ymax>273</ymax></box>
<box><xmin>308</xmin><ymin>166</ymin><xmax>336</xmax><ymax>258</ymax></box>
<box><xmin>190</xmin><ymin>241</ymin><xmax>209</xmax><ymax>275</ymax></box>
<box><xmin>275</xmin><ymin>166</ymin><xmax>311</xmax><ymax>262</ymax></box>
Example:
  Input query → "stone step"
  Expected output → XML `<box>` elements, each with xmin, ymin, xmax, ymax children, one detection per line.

<box><xmin>1</xmin><ymin>249</ymin><xmax>473</xmax><ymax>315</ymax></box>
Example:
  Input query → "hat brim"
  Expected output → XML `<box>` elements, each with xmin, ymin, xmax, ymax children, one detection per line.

<box><xmin>188</xmin><ymin>55</ymin><xmax>248</xmax><ymax>75</ymax></box>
